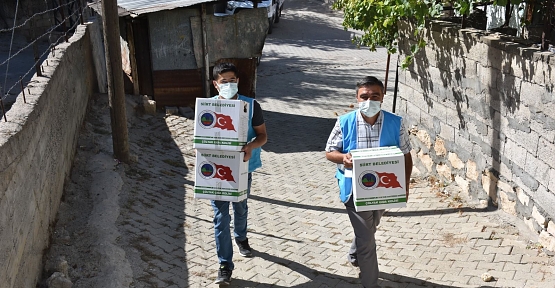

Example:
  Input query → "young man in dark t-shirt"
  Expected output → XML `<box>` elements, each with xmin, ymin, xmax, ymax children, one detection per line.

<box><xmin>210</xmin><ymin>62</ymin><xmax>267</xmax><ymax>285</ymax></box>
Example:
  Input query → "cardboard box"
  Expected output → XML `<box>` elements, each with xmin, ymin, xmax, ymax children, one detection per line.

<box><xmin>193</xmin><ymin>98</ymin><xmax>249</xmax><ymax>151</ymax></box>
<box><xmin>351</xmin><ymin>146</ymin><xmax>407</xmax><ymax>211</ymax></box>
<box><xmin>194</xmin><ymin>150</ymin><xmax>249</xmax><ymax>202</ymax></box>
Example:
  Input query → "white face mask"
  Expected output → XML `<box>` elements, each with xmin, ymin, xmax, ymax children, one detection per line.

<box><xmin>218</xmin><ymin>83</ymin><xmax>238</xmax><ymax>99</ymax></box>
<box><xmin>358</xmin><ymin>100</ymin><xmax>381</xmax><ymax>117</ymax></box>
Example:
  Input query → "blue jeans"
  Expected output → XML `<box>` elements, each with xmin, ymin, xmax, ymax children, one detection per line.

<box><xmin>211</xmin><ymin>173</ymin><xmax>252</xmax><ymax>270</ymax></box>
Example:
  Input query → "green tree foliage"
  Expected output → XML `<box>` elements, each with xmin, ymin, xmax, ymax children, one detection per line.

<box><xmin>333</xmin><ymin>0</ymin><xmax>553</xmax><ymax>66</ymax></box>
<box><xmin>333</xmin><ymin>0</ymin><xmax>444</xmax><ymax>67</ymax></box>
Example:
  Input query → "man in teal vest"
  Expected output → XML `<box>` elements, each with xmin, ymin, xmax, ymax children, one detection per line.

<box><xmin>325</xmin><ymin>76</ymin><xmax>413</xmax><ymax>288</ymax></box>
<box><xmin>210</xmin><ymin>62</ymin><xmax>267</xmax><ymax>285</ymax></box>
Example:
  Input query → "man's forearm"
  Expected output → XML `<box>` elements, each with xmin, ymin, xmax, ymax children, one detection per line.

<box><xmin>326</xmin><ymin>151</ymin><xmax>345</xmax><ymax>164</ymax></box>
<box><xmin>249</xmin><ymin>134</ymin><xmax>267</xmax><ymax>149</ymax></box>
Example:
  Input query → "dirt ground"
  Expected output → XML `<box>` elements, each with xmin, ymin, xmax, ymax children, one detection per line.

<box><xmin>38</xmin><ymin>94</ymin><xmax>139</xmax><ymax>287</ymax></box>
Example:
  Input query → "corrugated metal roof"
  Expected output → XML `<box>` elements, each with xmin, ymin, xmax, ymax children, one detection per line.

<box><xmin>114</xmin><ymin>0</ymin><xmax>219</xmax><ymax>17</ymax></box>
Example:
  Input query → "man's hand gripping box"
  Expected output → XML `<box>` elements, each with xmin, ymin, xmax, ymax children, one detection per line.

<box><xmin>351</xmin><ymin>146</ymin><xmax>406</xmax><ymax>211</ymax></box>
<box><xmin>193</xmin><ymin>98</ymin><xmax>249</xmax><ymax>151</ymax></box>
<box><xmin>194</xmin><ymin>150</ymin><xmax>249</xmax><ymax>202</ymax></box>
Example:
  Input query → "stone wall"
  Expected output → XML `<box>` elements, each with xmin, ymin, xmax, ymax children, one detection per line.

<box><xmin>0</xmin><ymin>21</ymin><xmax>100</xmax><ymax>287</ymax></box>
<box><xmin>397</xmin><ymin>20</ymin><xmax>555</xmax><ymax>251</ymax></box>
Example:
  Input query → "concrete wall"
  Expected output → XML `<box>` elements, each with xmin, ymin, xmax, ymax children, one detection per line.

<box><xmin>397</xmin><ymin>20</ymin><xmax>555</xmax><ymax>251</ymax></box>
<box><xmin>0</xmin><ymin>20</ymin><xmax>100</xmax><ymax>287</ymax></box>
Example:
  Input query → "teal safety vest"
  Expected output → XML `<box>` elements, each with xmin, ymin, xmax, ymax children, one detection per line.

<box><xmin>212</xmin><ymin>95</ymin><xmax>262</xmax><ymax>173</ymax></box>
<box><xmin>335</xmin><ymin>110</ymin><xmax>401</xmax><ymax>203</ymax></box>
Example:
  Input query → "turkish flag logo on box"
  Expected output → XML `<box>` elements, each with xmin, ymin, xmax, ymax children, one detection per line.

<box><xmin>193</xmin><ymin>98</ymin><xmax>249</xmax><ymax>151</ymax></box>
<box><xmin>194</xmin><ymin>150</ymin><xmax>249</xmax><ymax>202</ymax></box>
<box><xmin>352</xmin><ymin>146</ymin><xmax>407</xmax><ymax>211</ymax></box>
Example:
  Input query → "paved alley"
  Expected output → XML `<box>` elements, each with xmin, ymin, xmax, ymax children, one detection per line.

<box><xmin>43</xmin><ymin>0</ymin><xmax>554</xmax><ymax>287</ymax></box>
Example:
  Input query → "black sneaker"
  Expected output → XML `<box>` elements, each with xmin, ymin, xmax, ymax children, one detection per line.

<box><xmin>215</xmin><ymin>263</ymin><xmax>232</xmax><ymax>285</ymax></box>
<box><xmin>235</xmin><ymin>238</ymin><xmax>253</xmax><ymax>257</ymax></box>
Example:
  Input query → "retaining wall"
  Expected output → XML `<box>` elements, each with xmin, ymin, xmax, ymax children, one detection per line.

<box><xmin>0</xmin><ymin>21</ymin><xmax>100</xmax><ymax>287</ymax></box>
<box><xmin>397</xmin><ymin>20</ymin><xmax>555</xmax><ymax>250</ymax></box>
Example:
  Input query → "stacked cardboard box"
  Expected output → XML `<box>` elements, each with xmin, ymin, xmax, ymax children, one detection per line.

<box><xmin>350</xmin><ymin>146</ymin><xmax>407</xmax><ymax>211</ymax></box>
<box><xmin>193</xmin><ymin>98</ymin><xmax>250</xmax><ymax>202</ymax></box>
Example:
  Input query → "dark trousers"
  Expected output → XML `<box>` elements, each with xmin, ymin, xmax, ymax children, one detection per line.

<box><xmin>345</xmin><ymin>196</ymin><xmax>384</xmax><ymax>288</ymax></box>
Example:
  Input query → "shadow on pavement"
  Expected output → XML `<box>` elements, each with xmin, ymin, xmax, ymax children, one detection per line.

<box><xmin>119</xmin><ymin>111</ymin><xmax>193</xmax><ymax>287</ymax></box>
<box><xmin>250</xmin><ymin>194</ymin><xmax>345</xmax><ymax>214</ymax></box>
<box><xmin>385</xmin><ymin>206</ymin><xmax>492</xmax><ymax>217</ymax></box>
<box><xmin>229</xmin><ymin>250</ymin><xmax>360</xmax><ymax>287</ymax></box>
<box><xmin>380</xmin><ymin>273</ymin><xmax>496</xmax><ymax>288</ymax></box>
<box><xmin>38</xmin><ymin>96</ymin><xmax>194</xmax><ymax>286</ymax></box>
<box><xmin>258</xmin><ymin>1</ymin><xmax>392</xmax><ymax>106</ymax></box>
<box><xmin>257</xmin><ymin>53</ymin><xmax>387</xmax><ymax>108</ymax></box>
<box><xmin>266</xmin><ymin>0</ymin><xmax>355</xmax><ymax>51</ymax></box>
<box><xmin>227</xmin><ymin>250</ymin><xmax>497</xmax><ymax>287</ymax></box>
<box><xmin>263</xmin><ymin>110</ymin><xmax>336</xmax><ymax>153</ymax></box>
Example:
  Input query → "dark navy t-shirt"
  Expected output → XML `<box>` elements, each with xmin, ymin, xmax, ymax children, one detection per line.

<box><xmin>252</xmin><ymin>100</ymin><xmax>264</xmax><ymax>127</ymax></box>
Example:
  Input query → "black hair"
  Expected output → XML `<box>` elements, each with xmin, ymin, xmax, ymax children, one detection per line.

<box><xmin>212</xmin><ymin>62</ymin><xmax>238</xmax><ymax>80</ymax></box>
<box><xmin>356</xmin><ymin>76</ymin><xmax>384</xmax><ymax>94</ymax></box>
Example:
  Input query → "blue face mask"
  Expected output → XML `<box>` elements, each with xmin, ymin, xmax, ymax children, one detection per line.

<box><xmin>358</xmin><ymin>100</ymin><xmax>381</xmax><ymax>117</ymax></box>
<box><xmin>218</xmin><ymin>83</ymin><xmax>238</xmax><ymax>99</ymax></box>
